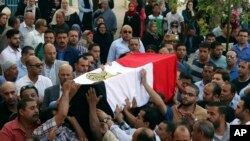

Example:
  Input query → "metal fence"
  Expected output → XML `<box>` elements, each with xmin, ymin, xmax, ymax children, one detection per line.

<box><xmin>4</xmin><ymin>0</ymin><xmax>19</xmax><ymax>15</ymax></box>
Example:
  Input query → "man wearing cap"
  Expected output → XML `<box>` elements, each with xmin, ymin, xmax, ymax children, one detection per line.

<box><xmin>0</xmin><ymin>61</ymin><xmax>18</xmax><ymax>85</ymax></box>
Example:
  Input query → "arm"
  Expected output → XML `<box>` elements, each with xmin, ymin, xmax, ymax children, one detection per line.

<box><xmin>86</xmin><ymin>87</ymin><xmax>103</xmax><ymax>141</ymax></box>
<box><xmin>141</xmin><ymin>69</ymin><xmax>167</xmax><ymax>115</ymax></box>
<box><xmin>122</xmin><ymin>99</ymin><xmax>137</xmax><ymax>127</ymax></box>
<box><xmin>67</xmin><ymin>116</ymin><xmax>88</xmax><ymax>140</ymax></box>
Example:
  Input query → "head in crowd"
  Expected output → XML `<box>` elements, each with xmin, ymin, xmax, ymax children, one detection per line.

<box><xmin>8</xmin><ymin>16</ymin><xmax>20</xmax><ymax>29</ymax></box>
<box><xmin>203</xmin><ymin>82</ymin><xmax>221</xmax><ymax>103</ymax></box>
<box><xmin>172</xmin><ymin>125</ymin><xmax>191</xmax><ymax>141</ymax></box>
<box><xmin>43</xmin><ymin>43</ymin><xmax>57</xmax><ymax>66</ymax></box>
<box><xmin>0</xmin><ymin>81</ymin><xmax>18</xmax><ymax>108</ymax></box>
<box><xmin>155</xmin><ymin>121</ymin><xmax>176</xmax><ymax>141</ymax></box>
<box><xmin>0</xmin><ymin>13</ymin><xmax>7</xmax><ymax>26</ymax></box>
<box><xmin>21</xmin><ymin>46</ymin><xmax>35</xmax><ymax>65</ymax></box>
<box><xmin>220</xmin><ymin>81</ymin><xmax>236</xmax><ymax>105</ymax></box>
<box><xmin>100</xmin><ymin>0</ymin><xmax>109</xmax><ymax>10</ymax></box>
<box><xmin>212</xmin><ymin>68</ymin><xmax>230</xmax><ymax>87</ymax></box>
<box><xmin>28</xmin><ymin>0</ymin><xmax>35</xmax><ymax>7</ymax></box>
<box><xmin>1</xmin><ymin>61</ymin><xmax>18</xmax><ymax>82</ymax></box>
<box><xmin>148</xmin><ymin>21</ymin><xmax>157</xmax><ymax>34</ymax></box>
<box><xmin>95</xmin><ymin>16</ymin><xmax>105</xmax><ymax>27</ymax></box>
<box><xmin>24</xmin><ymin>12</ymin><xmax>34</xmax><ymax>27</ymax></box>
<box><xmin>237</xmin><ymin>29</ymin><xmax>249</xmax><ymax>45</ymax></box>
<box><xmin>82</xmin><ymin>52</ymin><xmax>95</xmax><ymax>71</ymax></box>
<box><xmin>179</xmin><ymin>72</ymin><xmax>192</xmax><ymax>89</ymax></box>
<box><xmin>97</xmin><ymin>23</ymin><xmax>107</xmax><ymax>34</ymax></box>
<box><xmin>206</xmin><ymin>102</ymin><xmax>228</xmax><ymax>129</ymax></box>
<box><xmin>58</xmin><ymin>64</ymin><xmax>73</xmax><ymax>85</ymax></box>
<box><xmin>71</xmin><ymin>24</ymin><xmax>81</xmax><ymax>36</ymax></box>
<box><xmin>35</xmin><ymin>18</ymin><xmax>47</xmax><ymax>34</ymax></box>
<box><xmin>146</xmin><ymin>44</ymin><xmax>157</xmax><ymax>53</ymax></box>
<box><xmin>192</xmin><ymin>120</ymin><xmax>215</xmax><ymax>141</ymax></box>
<box><xmin>44</xmin><ymin>29</ymin><xmax>56</xmax><ymax>44</ymax></box>
<box><xmin>210</xmin><ymin>41</ymin><xmax>223</xmax><ymax>59</ymax></box>
<box><xmin>205</xmin><ymin>32</ymin><xmax>216</xmax><ymax>43</ymax></box>
<box><xmin>163</xmin><ymin>42</ymin><xmax>175</xmax><ymax>54</ymax></box>
<box><xmin>152</xmin><ymin>3</ymin><xmax>160</xmax><ymax>16</ymax></box>
<box><xmin>74</xmin><ymin>55</ymin><xmax>89</xmax><ymax>75</ymax></box>
<box><xmin>238</xmin><ymin>60</ymin><xmax>250</xmax><ymax>80</ymax></box>
<box><xmin>221</xmin><ymin>19</ymin><xmax>231</xmax><ymax>36</ymax></box>
<box><xmin>84</xmin><ymin>30</ymin><xmax>93</xmax><ymax>44</ymax></box>
<box><xmin>175</xmin><ymin>42</ymin><xmax>187</xmax><ymax>61</ymax></box>
<box><xmin>158</xmin><ymin>47</ymin><xmax>169</xmax><ymax>54</ymax></box>
<box><xmin>234</xmin><ymin>96</ymin><xmax>250</xmax><ymax>123</ymax></box>
<box><xmin>17</xmin><ymin>98</ymin><xmax>39</xmax><ymax>123</ymax></box>
<box><xmin>134</xmin><ymin>107</ymin><xmax>165</xmax><ymax>130</ymax></box>
<box><xmin>88</xmin><ymin>43</ymin><xmax>101</xmax><ymax>62</ymax></box>
<box><xmin>68</xmin><ymin>30</ymin><xmax>79</xmax><ymax>46</ymax></box>
<box><xmin>202</xmin><ymin>62</ymin><xmax>216</xmax><ymax>84</ymax></box>
<box><xmin>128</xmin><ymin>37</ymin><xmax>140</xmax><ymax>52</ymax></box>
<box><xmin>56</xmin><ymin>30</ymin><xmax>68</xmax><ymax>48</ymax></box>
<box><xmin>26</xmin><ymin>56</ymin><xmax>43</xmax><ymax>76</ymax></box>
<box><xmin>121</xmin><ymin>25</ymin><xmax>133</xmax><ymax>42</ymax></box>
<box><xmin>132</xmin><ymin>127</ymin><xmax>156</xmax><ymax>141</ymax></box>
<box><xmin>182</xmin><ymin>84</ymin><xmax>199</xmax><ymax>106</ymax></box>
<box><xmin>226</xmin><ymin>50</ymin><xmax>238</xmax><ymax>68</ymax></box>
<box><xmin>6</xmin><ymin>29</ymin><xmax>20</xmax><ymax>48</ymax></box>
<box><xmin>170</xmin><ymin>21</ymin><xmax>178</xmax><ymax>34</ymax></box>
<box><xmin>198</xmin><ymin>42</ymin><xmax>210</xmax><ymax>62</ymax></box>
<box><xmin>20</xmin><ymin>84</ymin><xmax>39</xmax><ymax>103</ymax></box>
<box><xmin>55</xmin><ymin>10</ymin><xmax>65</xmax><ymax>25</ymax></box>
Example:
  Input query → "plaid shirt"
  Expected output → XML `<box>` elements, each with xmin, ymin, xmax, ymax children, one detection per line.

<box><xmin>33</xmin><ymin>117</ymin><xmax>79</xmax><ymax>141</ymax></box>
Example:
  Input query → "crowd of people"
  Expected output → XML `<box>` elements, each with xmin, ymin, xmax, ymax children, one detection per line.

<box><xmin>0</xmin><ymin>0</ymin><xmax>250</xmax><ymax>140</ymax></box>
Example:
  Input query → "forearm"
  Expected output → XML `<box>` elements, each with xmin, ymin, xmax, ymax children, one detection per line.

<box><xmin>89</xmin><ymin>106</ymin><xmax>103</xmax><ymax>141</ymax></box>
<box><xmin>69</xmin><ymin>119</ymin><xmax>87</xmax><ymax>140</ymax></box>
<box><xmin>55</xmin><ymin>91</ymin><xmax>70</xmax><ymax>126</ymax></box>
<box><xmin>123</xmin><ymin>109</ymin><xmax>136</xmax><ymax>127</ymax></box>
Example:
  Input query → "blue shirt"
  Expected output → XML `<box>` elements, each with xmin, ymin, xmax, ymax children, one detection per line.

<box><xmin>231</xmin><ymin>43</ymin><xmax>250</xmax><ymax>62</ymax></box>
<box><xmin>229</xmin><ymin>66</ymin><xmax>238</xmax><ymax>81</ymax></box>
<box><xmin>16</xmin><ymin>60</ymin><xmax>27</xmax><ymax>80</ymax></box>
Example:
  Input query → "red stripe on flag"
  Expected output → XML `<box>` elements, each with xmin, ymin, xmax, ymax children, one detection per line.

<box><xmin>117</xmin><ymin>53</ymin><xmax>177</xmax><ymax>102</ymax></box>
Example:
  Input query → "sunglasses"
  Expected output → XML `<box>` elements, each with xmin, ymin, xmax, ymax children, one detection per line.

<box><xmin>29</xmin><ymin>63</ymin><xmax>43</xmax><ymax>68</ymax></box>
<box><xmin>123</xmin><ymin>30</ymin><xmax>132</xmax><ymax>34</ymax></box>
<box><xmin>226</xmin><ymin>55</ymin><xmax>235</xmax><ymax>59</ymax></box>
<box><xmin>20</xmin><ymin>84</ymin><xmax>37</xmax><ymax>94</ymax></box>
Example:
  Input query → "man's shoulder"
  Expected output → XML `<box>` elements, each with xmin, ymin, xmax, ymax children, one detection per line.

<box><xmin>45</xmin><ymin>84</ymin><xmax>60</xmax><ymax>91</ymax></box>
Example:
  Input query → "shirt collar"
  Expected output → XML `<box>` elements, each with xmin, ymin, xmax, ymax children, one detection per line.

<box><xmin>7</xmin><ymin>46</ymin><xmax>20</xmax><ymax>53</ymax></box>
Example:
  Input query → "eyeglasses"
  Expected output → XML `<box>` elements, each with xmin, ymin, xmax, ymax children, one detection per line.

<box><xmin>182</xmin><ymin>93</ymin><xmax>196</xmax><ymax>97</ymax></box>
<box><xmin>29</xmin><ymin>63</ymin><xmax>43</xmax><ymax>68</ymax></box>
<box><xmin>226</xmin><ymin>55</ymin><xmax>235</xmax><ymax>59</ymax></box>
<box><xmin>123</xmin><ymin>30</ymin><xmax>132</xmax><ymax>34</ymax></box>
<box><xmin>100</xmin><ymin>116</ymin><xmax>111</xmax><ymax>123</ymax></box>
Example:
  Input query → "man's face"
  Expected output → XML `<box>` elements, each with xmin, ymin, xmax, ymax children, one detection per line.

<box><xmin>176</xmin><ymin>46</ymin><xmax>187</xmax><ymax>60</ymax></box>
<box><xmin>58</xmin><ymin>67</ymin><xmax>73</xmax><ymax>85</ymax></box>
<box><xmin>212</xmin><ymin>45</ymin><xmax>223</xmax><ymax>58</ymax></box>
<box><xmin>1</xmin><ymin>83</ymin><xmax>18</xmax><ymax>106</ymax></box>
<box><xmin>20</xmin><ymin>101</ymin><xmax>39</xmax><ymax>122</ymax></box>
<box><xmin>0</xmin><ymin>15</ymin><xmax>8</xmax><ymax>25</ymax></box>
<box><xmin>235</xmin><ymin>100</ymin><xmax>245</xmax><ymax>120</ymax></box>
<box><xmin>24</xmin><ymin>14</ymin><xmax>34</xmax><ymax>27</ymax></box>
<box><xmin>44</xmin><ymin>33</ymin><xmax>55</xmax><ymax>44</ymax></box>
<box><xmin>13</xmin><ymin>18</ymin><xmax>20</xmax><ymax>30</ymax></box>
<box><xmin>29</xmin><ymin>0</ymin><xmax>35</xmax><ymax>6</ymax></box>
<box><xmin>155</xmin><ymin>122</ymin><xmax>171</xmax><ymax>140</ymax></box>
<box><xmin>199</xmin><ymin>47</ymin><xmax>209</xmax><ymax>61</ymax></box>
<box><xmin>56</xmin><ymin>33</ymin><xmax>68</xmax><ymax>48</ymax></box>
<box><xmin>165</xmin><ymin>44</ymin><xmax>174</xmax><ymax>54</ymax></box>
<box><xmin>226</xmin><ymin>51</ymin><xmax>237</xmax><ymax>66</ymax></box>
<box><xmin>21</xmin><ymin>89</ymin><xmax>39</xmax><ymax>102</ymax></box>
<box><xmin>68</xmin><ymin>30</ymin><xmax>79</xmax><ymax>45</ymax></box>
<box><xmin>89</xmin><ymin>46</ymin><xmax>100</xmax><ymax>61</ymax></box>
<box><xmin>61</xmin><ymin>0</ymin><xmax>69</xmax><ymax>10</ymax></box>
<box><xmin>6</xmin><ymin>64</ymin><xmax>18</xmax><ymax>79</ymax></box>
<box><xmin>121</xmin><ymin>27</ymin><xmax>133</xmax><ymax>41</ymax></box>
<box><xmin>220</xmin><ymin>83</ymin><xmax>234</xmax><ymax>103</ymax></box>
<box><xmin>205</xmin><ymin>36</ymin><xmax>216</xmax><ymax>43</ymax></box>
<box><xmin>75</xmin><ymin>58</ymin><xmax>89</xmax><ymax>74</ymax></box>
<box><xmin>238</xmin><ymin>62</ymin><xmax>250</xmax><ymax>78</ymax></box>
<box><xmin>150</xmin><ymin>23</ymin><xmax>157</xmax><ymax>33</ymax></box>
<box><xmin>238</xmin><ymin>31</ymin><xmax>249</xmax><ymax>45</ymax></box>
<box><xmin>206</xmin><ymin>106</ymin><xmax>221</xmax><ymax>129</ymax></box>
<box><xmin>202</xmin><ymin>66</ymin><xmax>214</xmax><ymax>82</ymax></box>
<box><xmin>203</xmin><ymin>85</ymin><xmax>214</xmax><ymax>102</ymax></box>
<box><xmin>9</xmin><ymin>34</ymin><xmax>20</xmax><ymax>48</ymax></box>
<box><xmin>129</xmin><ymin>39</ymin><xmax>140</xmax><ymax>52</ymax></box>
<box><xmin>180</xmin><ymin>78</ymin><xmax>191</xmax><ymax>88</ymax></box>
<box><xmin>212</xmin><ymin>73</ymin><xmax>224</xmax><ymax>87</ymax></box>
<box><xmin>28</xmin><ymin>57</ymin><xmax>43</xmax><ymax>75</ymax></box>
<box><xmin>44</xmin><ymin>44</ymin><xmax>57</xmax><ymax>64</ymax></box>
<box><xmin>134</xmin><ymin>110</ymin><xmax>147</xmax><ymax>128</ymax></box>
<box><xmin>181</xmin><ymin>86</ymin><xmax>197</xmax><ymax>106</ymax></box>
<box><xmin>56</xmin><ymin>12</ymin><xmax>65</xmax><ymax>25</ymax></box>
<box><xmin>86</xmin><ymin>55</ymin><xmax>95</xmax><ymax>70</ymax></box>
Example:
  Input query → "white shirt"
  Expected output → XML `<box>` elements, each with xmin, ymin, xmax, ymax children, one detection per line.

<box><xmin>195</xmin><ymin>80</ymin><xmax>205</xmax><ymax>101</ymax></box>
<box><xmin>230</xmin><ymin>118</ymin><xmax>250</xmax><ymax>125</ymax></box>
<box><xmin>166</xmin><ymin>12</ymin><xmax>184</xmax><ymax>33</ymax></box>
<box><xmin>43</xmin><ymin>62</ymin><xmax>56</xmax><ymax>85</ymax></box>
<box><xmin>15</xmin><ymin>75</ymin><xmax>53</xmax><ymax>99</ymax></box>
<box><xmin>19</xmin><ymin>22</ymin><xmax>35</xmax><ymax>48</ymax></box>
<box><xmin>0</xmin><ymin>46</ymin><xmax>21</xmax><ymax>64</ymax></box>
<box><xmin>24</xmin><ymin>30</ymin><xmax>44</xmax><ymax>49</ymax></box>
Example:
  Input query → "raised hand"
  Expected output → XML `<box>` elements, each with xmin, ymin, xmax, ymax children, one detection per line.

<box><xmin>114</xmin><ymin>105</ymin><xmax>124</xmax><ymax>123</ymax></box>
<box><xmin>132</xmin><ymin>97</ymin><xmax>137</xmax><ymax>109</ymax></box>
<box><xmin>86</xmin><ymin>87</ymin><xmax>103</xmax><ymax>106</ymax></box>
<box><xmin>140</xmin><ymin>68</ymin><xmax>147</xmax><ymax>85</ymax></box>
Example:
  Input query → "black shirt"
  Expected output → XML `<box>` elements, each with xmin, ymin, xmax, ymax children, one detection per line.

<box><xmin>0</xmin><ymin>102</ymin><xmax>15</xmax><ymax>129</ymax></box>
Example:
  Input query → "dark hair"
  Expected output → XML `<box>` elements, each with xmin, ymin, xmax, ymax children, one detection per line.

<box><xmin>17</xmin><ymin>98</ymin><xmax>36</xmax><ymax>118</ymax></box>
<box><xmin>162</xmin><ymin>121</ymin><xmax>176</xmax><ymax>133</ymax></box>
<box><xmin>45</xmin><ymin>29</ymin><xmax>56</xmax><ymax>35</ymax></box>
<box><xmin>206</xmin><ymin>82</ymin><xmax>221</xmax><ymax>97</ymax></box>
<box><xmin>204</xmin><ymin>62</ymin><xmax>216</xmax><ymax>71</ymax></box>
<box><xmin>141</xmin><ymin>107</ymin><xmax>165</xmax><ymax>130</ymax></box>
<box><xmin>194</xmin><ymin>120</ymin><xmax>214</xmax><ymax>139</ymax></box>
<box><xmin>241</xmin><ymin>96</ymin><xmax>250</xmax><ymax>112</ymax></box>
<box><xmin>137</xmin><ymin>128</ymin><xmax>156</xmax><ymax>141</ymax></box>
<box><xmin>88</xmin><ymin>43</ymin><xmax>100</xmax><ymax>51</ymax></box>
<box><xmin>75</xmin><ymin>55</ymin><xmax>89</xmax><ymax>64</ymax></box>
<box><xmin>210</xmin><ymin>41</ymin><xmax>222</xmax><ymax>50</ymax></box>
<box><xmin>214</xmin><ymin>69</ymin><xmax>230</xmax><ymax>82</ymax></box>
<box><xmin>56</xmin><ymin>30</ymin><xmax>68</xmax><ymax>36</ymax></box>
<box><xmin>82</xmin><ymin>52</ymin><xmax>94</xmax><ymax>57</ymax></box>
<box><xmin>6</xmin><ymin>29</ymin><xmax>19</xmax><ymax>39</ymax></box>
<box><xmin>205</xmin><ymin>32</ymin><xmax>216</xmax><ymax>39</ymax></box>
<box><xmin>0</xmin><ymin>13</ymin><xmax>7</xmax><ymax>18</ymax></box>
<box><xmin>8</xmin><ymin>16</ymin><xmax>19</xmax><ymax>27</ymax></box>
<box><xmin>21</xmin><ymin>46</ymin><xmax>34</xmax><ymax>56</ymax></box>
<box><xmin>224</xmin><ymin>81</ymin><xmax>236</xmax><ymax>94</ymax></box>
<box><xmin>146</xmin><ymin>44</ymin><xmax>157</xmax><ymax>52</ymax></box>
<box><xmin>199</xmin><ymin>42</ymin><xmax>210</xmax><ymax>49</ymax></box>
<box><xmin>175</xmin><ymin>42</ymin><xmax>186</xmax><ymax>50</ymax></box>
<box><xmin>35</xmin><ymin>18</ymin><xmax>46</xmax><ymax>29</ymax></box>
<box><xmin>238</xmin><ymin>29</ymin><xmax>249</xmax><ymax>36</ymax></box>
<box><xmin>206</xmin><ymin>101</ymin><xmax>227</xmax><ymax>116</ymax></box>
<box><xmin>20</xmin><ymin>84</ymin><xmax>39</xmax><ymax>99</ymax></box>
<box><xmin>186</xmin><ymin>83</ymin><xmax>199</xmax><ymax>96</ymax></box>
<box><xmin>179</xmin><ymin>72</ymin><xmax>192</xmax><ymax>81</ymax></box>
<box><xmin>185</xmin><ymin>0</ymin><xmax>193</xmax><ymax>9</ymax></box>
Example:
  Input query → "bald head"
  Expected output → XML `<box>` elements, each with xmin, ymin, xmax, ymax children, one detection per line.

<box><xmin>132</xmin><ymin>127</ymin><xmax>156</xmax><ymax>141</ymax></box>
<box><xmin>24</xmin><ymin>12</ymin><xmax>34</xmax><ymax>27</ymax></box>
<box><xmin>43</xmin><ymin>43</ymin><xmax>57</xmax><ymax>65</ymax></box>
<box><xmin>0</xmin><ymin>81</ymin><xmax>18</xmax><ymax>106</ymax></box>
<box><xmin>173</xmin><ymin>125</ymin><xmax>191</xmax><ymax>141</ymax></box>
<box><xmin>58</xmin><ymin>64</ymin><xmax>73</xmax><ymax>85</ymax></box>
<box><xmin>121</xmin><ymin>25</ymin><xmax>133</xmax><ymax>42</ymax></box>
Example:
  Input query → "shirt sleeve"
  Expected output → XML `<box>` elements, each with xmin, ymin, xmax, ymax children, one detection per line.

<box><xmin>33</xmin><ymin>117</ymin><xmax>57</xmax><ymax>140</ymax></box>
<box><xmin>110</xmin><ymin>124</ymin><xmax>133</xmax><ymax>141</ymax></box>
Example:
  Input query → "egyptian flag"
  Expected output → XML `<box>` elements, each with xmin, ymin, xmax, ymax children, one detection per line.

<box><xmin>69</xmin><ymin>53</ymin><xmax>177</xmax><ymax>140</ymax></box>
